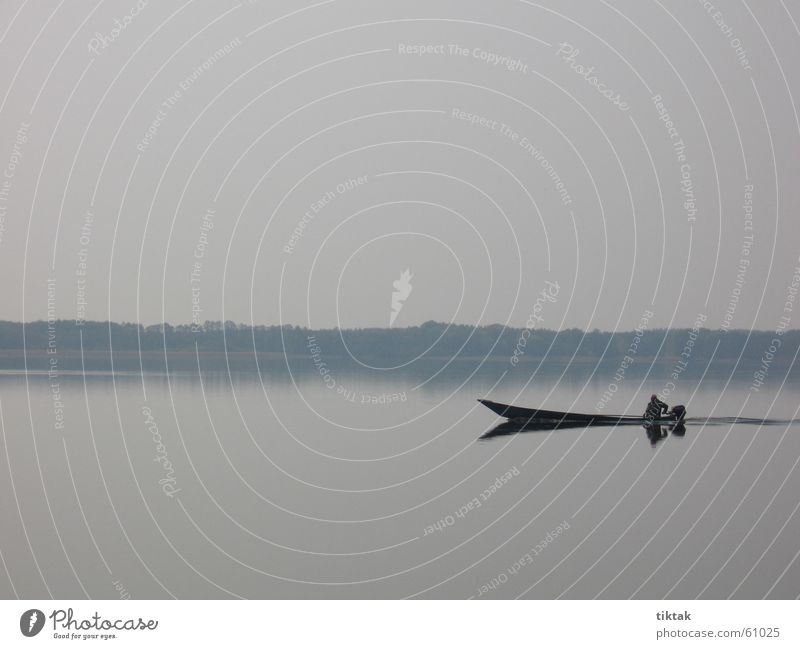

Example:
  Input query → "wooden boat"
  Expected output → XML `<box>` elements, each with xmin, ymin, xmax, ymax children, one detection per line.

<box><xmin>478</xmin><ymin>399</ymin><xmax>684</xmax><ymax>426</ymax></box>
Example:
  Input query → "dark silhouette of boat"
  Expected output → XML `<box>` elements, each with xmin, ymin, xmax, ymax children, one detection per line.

<box><xmin>478</xmin><ymin>400</ymin><xmax>688</xmax><ymax>441</ymax></box>
<box><xmin>478</xmin><ymin>398</ymin><xmax>685</xmax><ymax>426</ymax></box>
<box><xmin>477</xmin><ymin>400</ymin><xmax>797</xmax><ymax>440</ymax></box>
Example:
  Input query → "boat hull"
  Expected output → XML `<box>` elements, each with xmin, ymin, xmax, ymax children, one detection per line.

<box><xmin>477</xmin><ymin>399</ymin><xmax>681</xmax><ymax>426</ymax></box>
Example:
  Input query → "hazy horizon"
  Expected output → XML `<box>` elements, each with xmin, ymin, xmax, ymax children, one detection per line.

<box><xmin>2</xmin><ymin>316</ymin><xmax>800</xmax><ymax>335</ymax></box>
<box><xmin>1</xmin><ymin>2</ymin><xmax>798</xmax><ymax>332</ymax></box>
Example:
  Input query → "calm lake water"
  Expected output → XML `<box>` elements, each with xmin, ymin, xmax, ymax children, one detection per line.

<box><xmin>1</xmin><ymin>366</ymin><xmax>799</xmax><ymax>599</ymax></box>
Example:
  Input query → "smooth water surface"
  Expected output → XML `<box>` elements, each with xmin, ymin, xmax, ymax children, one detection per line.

<box><xmin>1</xmin><ymin>368</ymin><xmax>799</xmax><ymax>599</ymax></box>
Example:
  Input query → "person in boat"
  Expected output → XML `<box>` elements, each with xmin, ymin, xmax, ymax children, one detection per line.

<box><xmin>644</xmin><ymin>394</ymin><xmax>669</xmax><ymax>422</ymax></box>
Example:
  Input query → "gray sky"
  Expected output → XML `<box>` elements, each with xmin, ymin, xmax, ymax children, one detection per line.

<box><xmin>1</xmin><ymin>0</ymin><xmax>798</xmax><ymax>331</ymax></box>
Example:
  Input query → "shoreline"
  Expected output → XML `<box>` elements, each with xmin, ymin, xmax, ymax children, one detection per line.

<box><xmin>1</xmin><ymin>348</ymin><xmax>796</xmax><ymax>380</ymax></box>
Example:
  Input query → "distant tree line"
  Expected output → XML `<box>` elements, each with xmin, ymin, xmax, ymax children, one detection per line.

<box><xmin>1</xmin><ymin>320</ymin><xmax>797</xmax><ymax>366</ymax></box>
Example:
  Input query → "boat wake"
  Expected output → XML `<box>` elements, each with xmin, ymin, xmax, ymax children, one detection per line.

<box><xmin>683</xmin><ymin>417</ymin><xmax>798</xmax><ymax>426</ymax></box>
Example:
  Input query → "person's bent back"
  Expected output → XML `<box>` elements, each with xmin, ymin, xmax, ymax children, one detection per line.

<box><xmin>644</xmin><ymin>394</ymin><xmax>668</xmax><ymax>421</ymax></box>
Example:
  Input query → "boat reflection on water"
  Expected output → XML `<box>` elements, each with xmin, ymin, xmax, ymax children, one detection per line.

<box><xmin>479</xmin><ymin>419</ymin><xmax>688</xmax><ymax>442</ymax></box>
<box><xmin>479</xmin><ymin>419</ymin><xmax>588</xmax><ymax>439</ymax></box>
<box><xmin>644</xmin><ymin>422</ymin><xmax>686</xmax><ymax>446</ymax></box>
